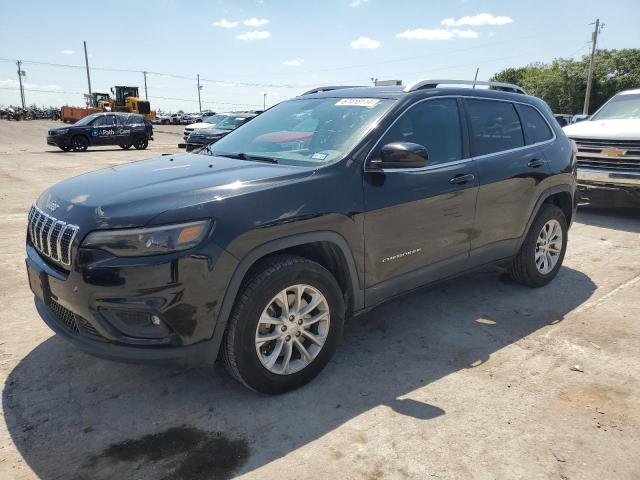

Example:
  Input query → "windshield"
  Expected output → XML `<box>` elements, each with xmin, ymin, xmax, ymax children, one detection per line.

<box><xmin>592</xmin><ymin>93</ymin><xmax>640</xmax><ymax>120</ymax></box>
<box><xmin>204</xmin><ymin>114</ymin><xmax>227</xmax><ymax>125</ymax></box>
<box><xmin>74</xmin><ymin>113</ymin><xmax>100</xmax><ymax>126</ymax></box>
<box><xmin>205</xmin><ymin>97</ymin><xmax>395</xmax><ymax>164</ymax></box>
<box><xmin>215</xmin><ymin>115</ymin><xmax>252</xmax><ymax>130</ymax></box>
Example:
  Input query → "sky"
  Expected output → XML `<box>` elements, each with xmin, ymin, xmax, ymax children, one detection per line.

<box><xmin>1</xmin><ymin>0</ymin><xmax>639</xmax><ymax>113</ymax></box>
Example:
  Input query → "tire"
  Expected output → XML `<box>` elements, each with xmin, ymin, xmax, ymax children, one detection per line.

<box><xmin>133</xmin><ymin>136</ymin><xmax>148</xmax><ymax>150</ymax></box>
<box><xmin>58</xmin><ymin>146</ymin><xmax>71</xmax><ymax>152</ymax></box>
<box><xmin>71</xmin><ymin>135</ymin><xmax>89</xmax><ymax>152</ymax></box>
<box><xmin>119</xmin><ymin>144</ymin><xmax>132</xmax><ymax>150</ymax></box>
<box><xmin>222</xmin><ymin>254</ymin><xmax>345</xmax><ymax>394</ymax></box>
<box><xmin>509</xmin><ymin>204</ymin><xmax>568</xmax><ymax>287</ymax></box>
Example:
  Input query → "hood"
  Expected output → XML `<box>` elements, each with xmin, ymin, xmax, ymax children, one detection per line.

<box><xmin>186</xmin><ymin>122</ymin><xmax>217</xmax><ymax>130</ymax></box>
<box><xmin>38</xmin><ymin>153</ymin><xmax>312</xmax><ymax>229</ymax></box>
<box><xmin>563</xmin><ymin>119</ymin><xmax>640</xmax><ymax>140</ymax></box>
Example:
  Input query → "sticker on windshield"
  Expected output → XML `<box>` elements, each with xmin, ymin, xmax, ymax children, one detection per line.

<box><xmin>311</xmin><ymin>152</ymin><xmax>328</xmax><ymax>160</ymax></box>
<box><xmin>335</xmin><ymin>98</ymin><xmax>380</xmax><ymax>108</ymax></box>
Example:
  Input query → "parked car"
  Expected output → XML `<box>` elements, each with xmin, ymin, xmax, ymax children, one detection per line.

<box><xmin>26</xmin><ymin>80</ymin><xmax>576</xmax><ymax>393</ymax></box>
<box><xmin>179</xmin><ymin>112</ymin><xmax>258</xmax><ymax>151</ymax></box>
<box><xmin>182</xmin><ymin>113</ymin><xmax>229</xmax><ymax>140</ymax></box>
<box><xmin>554</xmin><ymin>114</ymin><xmax>573</xmax><ymax>127</ymax></box>
<box><xmin>153</xmin><ymin>113</ymin><xmax>171</xmax><ymax>125</ymax></box>
<box><xmin>46</xmin><ymin>112</ymin><xmax>153</xmax><ymax>152</ymax></box>
<box><xmin>563</xmin><ymin>88</ymin><xmax>640</xmax><ymax>206</ymax></box>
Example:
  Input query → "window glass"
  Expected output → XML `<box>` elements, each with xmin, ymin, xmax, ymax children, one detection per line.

<box><xmin>591</xmin><ymin>93</ymin><xmax>640</xmax><ymax>120</ymax></box>
<box><xmin>519</xmin><ymin>104</ymin><xmax>553</xmax><ymax>144</ymax></box>
<box><xmin>126</xmin><ymin>115</ymin><xmax>144</xmax><ymax>125</ymax></box>
<box><xmin>377</xmin><ymin>98</ymin><xmax>462</xmax><ymax>165</ymax></box>
<box><xmin>466</xmin><ymin>99</ymin><xmax>524</xmax><ymax>156</ymax></box>
<box><xmin>93</xmin><ymin>115</ymin><xmax>115</xmax><ymax>127</ymax></box>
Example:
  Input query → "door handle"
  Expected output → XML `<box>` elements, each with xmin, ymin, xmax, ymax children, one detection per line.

<box><xmin>527</xmin><ymin>159</ymin><xmax>546</xmax><ymax>168</ymax></box>
<box><xmin>449</xmin><ymin>173</ymin><xmax>475</xmax><ymax>185</ymax></box>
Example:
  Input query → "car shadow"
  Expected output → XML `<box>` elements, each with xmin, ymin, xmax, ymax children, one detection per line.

<box><xmin>3</xmin><ymin>266</ymin><xmax>596</xmax><ymax>480</ymax></box>
<box><xmin>577</xmin><ymin>205</ymin><xmax>640</xmax><ymax>234</ymax></box>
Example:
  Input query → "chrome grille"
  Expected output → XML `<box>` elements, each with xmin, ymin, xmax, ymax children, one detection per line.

<box><xmin>571</xmin><ymin>137</ymin><xmax>640</xmax><ymax>172</ymax></box>
<box><xmin>28</xmin><ymin>205</ymin><xmax>79</xmax><ymax>266</ymax></box>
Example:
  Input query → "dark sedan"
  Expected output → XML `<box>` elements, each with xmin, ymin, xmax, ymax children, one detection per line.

<box><xmin>178</xmin><ymin>113</ymin><xmax>257</xmax><ymax>151</ymax></box>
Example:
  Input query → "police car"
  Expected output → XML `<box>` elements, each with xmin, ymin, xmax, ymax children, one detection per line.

<box><xmin>47</xmin><ymin>112</ymin><xmax>154</xmax><ymax>152</ymax></box>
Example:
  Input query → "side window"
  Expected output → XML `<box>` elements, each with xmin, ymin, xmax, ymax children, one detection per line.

<box><xmin>127</xmin><ymin>115</ymin><xmax>143</xmax><ymax>125</ymax></box>
<box><xmin>94</xmin><ymin>115</ymin><xmax>116</xmax><ymax>127</ymax></box>
<box><xmin>466</xmin><ymin>99</ymin><xmax>524</xmax><ymax>156</ymax></box>
<box><xmin>378</xmin><ymin>98</ymin><xmax>462</xmax><ymax>166</ymax></box>
<box><xmin>518</xmin><ymin>104</ymin><xmax>553</xmax><ymax>144</ymax></box>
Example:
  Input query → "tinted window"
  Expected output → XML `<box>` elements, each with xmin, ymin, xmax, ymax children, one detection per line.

<box><xmin>127</xmin><ymin>115</ymin><xmax>144</xmax><ymax>125</ymax></box>
<box><xmin>466</xmin><ymin>99</ymin><xmax>524</xmax><ymax>156</ymax></box>
<box><xmin>93</xmin><ymin>115</ymin><xmax>115</xmax><ymax>127</ymax></box>
<box><xmin>378</xmin><ymin>98</ymin><xmax>462</xmax><ymax>165</ymax></box>
<box><xmin>520</xmin><ymin>105</ymin><xmax>553</xmax><ymax>144</ymax></box>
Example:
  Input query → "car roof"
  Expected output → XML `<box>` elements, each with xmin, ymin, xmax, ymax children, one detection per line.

<box><xmin>302</xmin><ymin>85</ymin><xmax>531</xmax><ymax>101</ymax></box>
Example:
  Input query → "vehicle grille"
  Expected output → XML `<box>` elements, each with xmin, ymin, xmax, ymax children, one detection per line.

<box><xmin>571</xmin><ymin>138</ymin><xmax>640</xmax><ymax>172</ymax></box>
<box><xmin>28</xmin><ymin>205</ymin><xmax>79</xmax><ymax>267</ymax></box>
<box><xmin>47</xmin><ymin>298</ymin><xmax>105</xmax><ymax>341</ymax></box>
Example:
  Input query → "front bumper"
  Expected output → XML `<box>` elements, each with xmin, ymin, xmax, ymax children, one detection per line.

<box><xmin>26</xmin><ymin>239</ymin><xmax>237</xmax><ymax>365</ymax></box>
<box><xmin>577</xmin><ymin>168</ymin><xmax>640</xmax><ymax>206</ymax></box>
<box><xmin>578</xmin><ymin>167</ymin><xmax>640</xmax><ymax>187</ymax></box>
<box><xmin>47</xmin><ymin>135</ymin><xmax>71</xmax><ymax>147</ymax></box>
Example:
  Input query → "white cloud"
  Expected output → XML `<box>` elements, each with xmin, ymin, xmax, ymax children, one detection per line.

<box><xmin>349</xmin><ymin>0</ymin><xmax>369</xmax><ymax>7</ymax></box>
<box><xmin>243</xmin><ymin>17</ymin><xmax>269</xmax><ymax>27</ymax></box>
<box><xmin>350</xmin><ymin>36</ymin><xmax>380</xmax><ymax>49</ymax></box>
<box><xmin>212</xmin><ymin>19</ymin><xmax>238</xmax><ymax>28</ymax></box>
<box><xmin>0</xmin><ymin>79</ymin><xmax>62</xmax><ymax>91</ymax></box>
<box><xmin>396</xmin><ymin>28</ymin><xmax>478</xmax><ymax>40</ymax></box>
<box><xmin>60</xmin><ymin>50</ymin><xmax>75</xmax><ymax>55</ymax></box>
<box><xmin>236</xmin><ymin>30</ymin><xmax>271</xmax><ymax>41</ymax></box>
<box><xmin>282</xmin><ymin>59</ymin><xmax>303</xmax><ymax>66</ymax></box>
<box><xmin>441</xmin><ymin>13</ymin><xmax>513</xmax><ymax>26</ymax></box>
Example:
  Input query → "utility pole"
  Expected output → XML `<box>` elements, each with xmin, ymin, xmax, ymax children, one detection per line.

<box><xmin>143</xmin><ymin>71</ymin><xmax>148</xmax><ymax>99</ymax></box>
<box><xmin>197</xmin><ymin>74</ymin><xmax>202</xmax><ymax>112</ymax></box>
<box><xmin>263</xmin><ymin>93</ymin><xmax>267</xmax><ymax>110</ymax></box>
<box><xmin>473</xmin><ymin>67</ymin><xmax>479</xmax><ymax>88</ymax></box>
<box><xmin>16</xmin><ymin>60</ymin><xmax>26</xmax><ymax>108</ymax></box>
<box><xmin>83</xmin><ymin>41</ymin><xmax>92</xmax><ymax>102</ymax></box>
<box><xmin>583</xmin><ymin>19</ymin><xmax>604</xmax><ymax>115</ymax></box>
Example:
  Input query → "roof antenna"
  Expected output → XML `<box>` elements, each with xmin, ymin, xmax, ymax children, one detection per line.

<box><xmin>473</xmin><ymin>67</ymin><xmax>479</xmax><ymax>88</ymax></box>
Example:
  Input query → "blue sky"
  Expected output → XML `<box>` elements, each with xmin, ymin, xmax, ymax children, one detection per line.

<box><xmin>1</xmin><ymin>0</ymin><xmax>639</xmax><ymax>112</ymax></box>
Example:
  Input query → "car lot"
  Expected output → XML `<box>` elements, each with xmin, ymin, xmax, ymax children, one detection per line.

<box><xmin>0</xmin><ymin>120</ymin><xmax>639</xmax><ymax>479</ymax></box>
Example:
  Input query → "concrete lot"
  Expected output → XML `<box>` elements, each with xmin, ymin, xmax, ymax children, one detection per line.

<box><xmin>0</xmin><ymin>120</ymin><xmax>639</xmax><ymax>480</ymax></box>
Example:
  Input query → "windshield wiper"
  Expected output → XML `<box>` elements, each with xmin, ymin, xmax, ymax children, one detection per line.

<box><xmin>214</xmin><ymin>152</ymin><xmax>278</xmax><ymax>164</ymax></box>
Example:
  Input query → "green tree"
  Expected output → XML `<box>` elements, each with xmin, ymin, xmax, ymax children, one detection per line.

<box><xmin>491</xmin><ymin>49</ymin><xmax>640</xmax><ymax>114</ymax></box>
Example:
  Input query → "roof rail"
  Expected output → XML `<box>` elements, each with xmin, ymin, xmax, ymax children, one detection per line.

<box><xmin>300</xmin><ymin>85</ymin><xmax>364</xmax><ymax>96</ymax></box>
<box><xmin>404</xmin><ymin>79</ymin><xmax>526</xmax><ymax>95</ymax></box>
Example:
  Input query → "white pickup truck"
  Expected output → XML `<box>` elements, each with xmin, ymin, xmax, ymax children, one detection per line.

<box><xmin>563</xmin><ymin>89</ymin><xmax>640</xmax><ymax>206</ymax></box>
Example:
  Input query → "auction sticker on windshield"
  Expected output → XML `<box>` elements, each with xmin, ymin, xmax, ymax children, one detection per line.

<box><xmin>335</xmin><ymin>98</ymin><xmax>380</xmax><ymax>107</ymax></box>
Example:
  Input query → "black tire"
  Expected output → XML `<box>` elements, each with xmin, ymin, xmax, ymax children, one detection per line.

<box><xmin>133</xmin><ymin>136</ymin><xmax>148</xmax><ymax>150</ymax></box>
<box><xmin>509</xmin><ymin>204</ymin><xmax>568</xmax><ymax>287</ymax></box>
<box><xmin>58</xmin><ymin>146</ymin><xmax>71</xmax><ymax>152</ymax></box>
<box><xmin>71</xmin><ymin>135</ymin><xmax>88</xmax><ymax>152</ymax></box>
<box><xmin>119</xmin><ymin>144</ymin><xmax>132</xmax><ymax>150</ymax></box>
<box><xmin>222</xmin><ymin>254</ymin><xmax>345</xmax><ymax>394</ymax></box>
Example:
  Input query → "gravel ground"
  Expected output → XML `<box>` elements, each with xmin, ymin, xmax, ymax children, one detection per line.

<box><xmin>0</xmin><ymin>120</ymin><xmax>639</xmax><ymax>480</ymax></box>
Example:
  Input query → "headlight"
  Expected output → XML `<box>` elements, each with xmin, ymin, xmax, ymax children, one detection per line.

<box><xmin>82</xmin><ymin>220</ymin><xmax>212</xmax><ymax>257</ymax></box>
<box><xmin>54</xmin><ymin>129</ymin><xmax>69</xmax><ymax>135</ymax></box>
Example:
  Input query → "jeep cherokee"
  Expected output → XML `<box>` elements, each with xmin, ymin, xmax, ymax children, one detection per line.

<box><xmin>26</xmin><ymin>79</ymin><xmax>577</xmax><ymax>394</ymax></box>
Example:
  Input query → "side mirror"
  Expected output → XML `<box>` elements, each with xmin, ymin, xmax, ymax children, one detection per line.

<box><xmin>370</xmin><ymin>142</ymin><xmax>428</xmax><ymax>170</ymax></box>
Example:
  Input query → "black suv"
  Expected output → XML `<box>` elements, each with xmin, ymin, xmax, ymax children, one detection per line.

<box><xmin>27</xmin><ymin>80</ymin><xmax>576</xmax><ymax>393</ymax></box>
<box><xmin>47</xmin><ymin>112</ymin><xmax>153</xmax><ymax>152</ymax></box>
<box><xmin>178</xmin><ymin>112</ymin><xmax>259</xmax><ymax>151</ymax></box>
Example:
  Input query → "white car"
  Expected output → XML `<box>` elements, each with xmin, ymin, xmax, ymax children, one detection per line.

<box><xmin>183</xmin><ymin>113</ymin><xmax>229</xmax><ymax>140</ymax></box>
<box><xmin>563</xmin><ymin>88</ymin><xmax>640</xmax><ymax>206</ymax></box>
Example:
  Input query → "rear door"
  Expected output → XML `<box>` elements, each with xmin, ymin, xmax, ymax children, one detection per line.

<box><xmin>464</xmin><ymin>98</ymin><xmax>553</xmax><ymax>262</ymax></box>
<box><xmin>363</xmin><ymin>97</ymin><xmax>479</xmax><ymax>302</ymax></box>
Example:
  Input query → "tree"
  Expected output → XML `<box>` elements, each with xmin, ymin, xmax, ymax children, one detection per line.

<box><xmin>491</xmin><ymin>49</ymin><xmax>640</xmax><ymax>114</ymax></box>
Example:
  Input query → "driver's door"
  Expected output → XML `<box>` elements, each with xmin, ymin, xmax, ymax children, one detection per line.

<box><xmin>363</xmin><ymin>97</ymin><xmax>479</xmax><ymax>303</ymax></box>
<box><xmin>90</xmin><ymin>114</ymin><xmax>117</xmax><ymax>145</ymax></box>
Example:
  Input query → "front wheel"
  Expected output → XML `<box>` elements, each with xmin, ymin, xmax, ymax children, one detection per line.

<box><xmin>222</xmin><ymin>255</ymin><xmax>345</xmax><ymax>394</ymax></box>
<box><xmin>133</xmin><ymin>136</ymin><xmax>148</xmax><ymax>150</ymax></box>
<box><xmin>58</xmin><ymin>146</ymin><xmax>71</xmax><ymax>152</ymax></box>
<box><xmin>119</xmin><ymin>144</ymin><xmax>132</xmax><ymax>150</ymax></box>
<box><xmin>71</xmin><ymin>135</ymin><xmax>88</xmax><ymax>152</ymax></box>
<box><xmin>509</xmin><ymin>204</ymin><xmax>568</xmax><ymax>287</ymax></box>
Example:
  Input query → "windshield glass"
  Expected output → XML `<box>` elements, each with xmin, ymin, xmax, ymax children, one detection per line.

<box><xmin>205</xmin><ymin>114</ymin><xmax>227</xmax><ymax>125</ymax></box>
<box><xmin>205</xmin><ymin>97</ymin><xmax>394</xmax><ymax>164</ymax></box>
<box><xmin>592</xmin><ymin>93</ymin><xmax>640</xmax><ymax>120</ymax></box>
<box><xmin>74</xmin><ymin>113</ymin><xmax>100</xmax><ymax>126</ymax></box>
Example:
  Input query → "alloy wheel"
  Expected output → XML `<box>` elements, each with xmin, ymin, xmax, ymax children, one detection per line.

<box><xmin>255</xmin><ymin>284</ymin><xmax>330</xmax><ymax>375</ymax></box>
<box><xmin>535</xmin><ymin>219</ymin><xmax>563</xmax><ymax>274</ymax></box>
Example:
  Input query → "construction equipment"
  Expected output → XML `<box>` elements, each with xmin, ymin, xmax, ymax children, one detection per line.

<box><xmin>110</xmin><ymin>86</ymin><xmax>156</xmax><ymax>121</ymax></box>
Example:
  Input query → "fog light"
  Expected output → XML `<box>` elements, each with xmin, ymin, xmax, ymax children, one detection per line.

<box><xmin>151</xmin><ymin>315</ymin><xmax>161</xmax><ymax>326</ymax></box>
<box><xmin>100</xmin><ymin>310</ymin><xmax>171</xmax><ymax>339</ymax></box>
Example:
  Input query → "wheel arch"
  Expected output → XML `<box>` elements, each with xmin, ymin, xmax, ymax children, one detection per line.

<box><xmin>209</xmin><ymin>231</ymin><xmax>363</xmax><ymax>359</ymax></box>
<box><xmin>521</xmin><ymin>184</ymin><xmax>575</xmax><ymax>248</ymax></box>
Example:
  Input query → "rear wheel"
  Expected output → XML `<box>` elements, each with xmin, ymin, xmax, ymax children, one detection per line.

<box><xmin>133</xmin><ymin>136</ymin><xmax>148</xmax><ymax>150</ymax></box>
<box><xmin>71</xmin><ymin>136</ymin><xmax>88</xmax><ymax>152</ymax></box>
<box><xmin>509</xmin><ymin>204</ymin><xmax>568</xmax><ymax>287</ymax></box>
<box><xmin>222</xmin><ymin>255</ymin><xmax>344</xmax><ymax>394</ymax></box>
<box><xmin>119</xmin><ymin>144</ymin><xmax>132</xmax><ymax>150</ymax></box>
